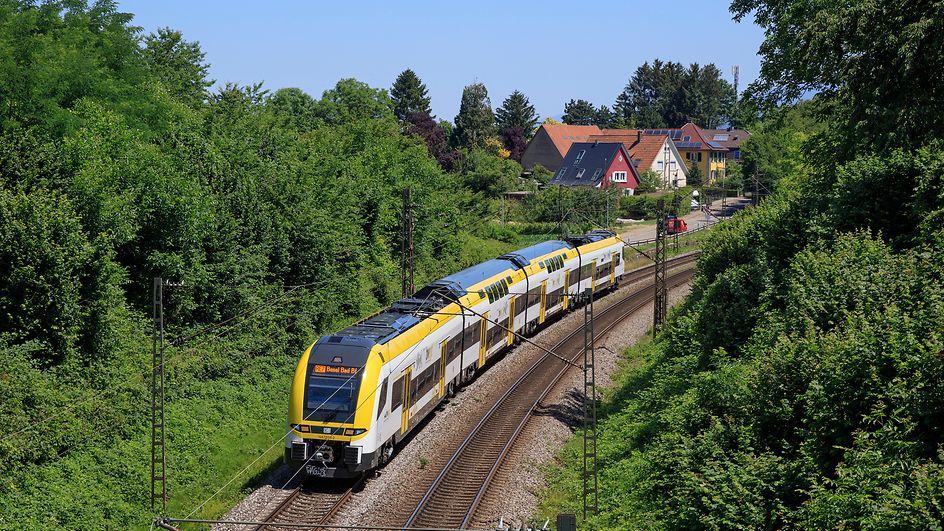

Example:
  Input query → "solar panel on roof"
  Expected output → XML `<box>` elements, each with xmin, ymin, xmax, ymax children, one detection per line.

<box><xmin>707</xmin><ymin>141</ymin><xmax>724</xmax><ymax>149</ymax></box>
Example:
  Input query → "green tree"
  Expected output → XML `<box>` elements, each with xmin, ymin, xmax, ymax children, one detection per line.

<box><xmin>267</xmin><ymin>87</ymin><xmax>318</xmax><ymax>129</ymax></box>
<box><xmin>314</xmin><ymin>78</ymin><xmax>394</xmax><ymax>125</ymax></box>
<box><xmin>562</xmin><ymin>99</ymin><xmax>597</xmax><ymax>126</ymax></box>
<box><xmin>595</xmin><ymin>105</ymin><xmax>618</xmax><ymax>128</ymax></box>
<box><xmin>457</xmin><ymin>148</ymin><xmax>521</xmax><ymax>197</ymax></box>
<box><xmin>740</xmin><ymin>100</ymin><xmax>823</xmax><ymax>191</ymax></box>
<box><xmin>730</xmin><ymin>0</ymin><xmax>944</xmax><ymax>160</ymax></box>
<box><xmin>453</xmin><ymin>82</ymin><xmax>495</xmax><ymax>149</ymax></box>
<box><xmin>141</xmin><ymin>27</ymin><xmax>213</xmax><ymax>106</ymax></box>
<box><xmin>636</xmin><ymin>169</ymin><xmax>661</xmax><ymax>193</ymax></box>
<box><xmin>390</xmin><ymin>68</ymin><xmax>431</xmax><ymax>122</ymax></box>
<box><xmin>495</xmin><ymin>90</ymin><xmax>538</xmax><ymax>139</ymax></box>
<box><xmin>614</xmin><ymin>59</ymin><xmax>733</xmax><ymax>128</ymax></box>
<box><xmin>680</xmin><ymin>63</ymin><xmax>735</xmax><ymax>128</ymax></box>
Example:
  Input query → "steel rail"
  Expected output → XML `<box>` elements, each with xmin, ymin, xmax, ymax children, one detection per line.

<box><xmin>402</xmin><ymin>263</ymin><xmax>697</xmax><ymax>529</ymax></box>
<box><xmin>255</xmin><ymin>475</ymin><xmax>364</xmax><ymax>531</ymax></box>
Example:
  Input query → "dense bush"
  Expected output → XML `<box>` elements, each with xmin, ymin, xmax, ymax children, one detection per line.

<box><xmin>542</xmin><ymin>145</ymin><xmax>944</xmax><ymax>528</ymax></box>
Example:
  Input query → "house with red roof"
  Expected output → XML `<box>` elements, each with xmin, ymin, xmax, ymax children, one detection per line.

<box><xmin>549</xmin><ymin>142</ymin><xmax>641</xmax><ymax>194</ymax></box>
<box><xmin>642</xmin><ymin>123</ymin><xmax>728</xmax><ymax>183</ymax></box>
<box><xmin>521</xmin><ymin>124</ymin><xmax>602</xmax><ymax>172</ymax></box>
<box><xmin>588</xmin><ymin>131</ymin><xmax>688</xmax><ymax>189</ymax></box>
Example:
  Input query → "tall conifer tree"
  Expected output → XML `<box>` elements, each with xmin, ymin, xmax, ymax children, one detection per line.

<box><xmin>391</xmin><ymin>69</ymin><xmax>432</xmax><ymax>122</ymax></box>
<box><xmin>453</xmin><ymin>82</ymin><xmax>495</xmax><ymax>148</ymax></box>
<box><xmin>495</xmin><ymin>90</ymin><xmax>539</xmax><ymax>139</ymax></box>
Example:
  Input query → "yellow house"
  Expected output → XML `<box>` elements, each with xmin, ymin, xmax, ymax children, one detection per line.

<box><xmin>643</xmin><ymin>123</ymin><xmax>727</xmax><ymax>184</ymax></box>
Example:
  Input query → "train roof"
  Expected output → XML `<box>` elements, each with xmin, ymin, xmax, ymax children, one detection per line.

<box><xmin>439</xmin><ymin>257</ymin><xmax>518</xmax><ymax>291</ymax></box>
<box><xmin>326</xmin><ymin>230</ymin><xmax>617</xmax><ymax>347</ymax></box>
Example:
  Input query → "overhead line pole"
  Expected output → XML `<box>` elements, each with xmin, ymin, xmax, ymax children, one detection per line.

<box><xmin>653</xmin><ymin>200</ymin><xmax>667</xmax><ymax>336</ymax></box>
<box><xmin>582</xmin><ymin>287</ymin><xmax>598</xmax><ymax>520</ymax></box>
<box><xmin>151</xmin><ymin>277</ymin><xmax>182</xmax><ymax>512</ymax></box>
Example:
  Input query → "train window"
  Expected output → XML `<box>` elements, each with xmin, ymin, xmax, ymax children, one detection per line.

<box><xmin>391</xmin><ymin>378</ymin><xmax>402</xmax><ymax>411</ymax></box>
<box><xmin>478</xmin><ymin>290</ymin><xmax>485</xmax><ymax>299</ymax></box>
<box><xmin>500</xmin><ymin>279</ymin><xmax>508</xmax><ymax>295</ymax></box>
<box><xmin>506</xmin><ymin>276</ymin><xmax>513</xmax><ymax>286</ymax></box>
<box><xmin>377</xmin><ymin>377</ymin><xmax>388</xmax><ymax>418</ymax></box>
<box><xmin>486</xmin><ymin>286</ymin><xmax>494</xmax><ymax>303</ymax></box>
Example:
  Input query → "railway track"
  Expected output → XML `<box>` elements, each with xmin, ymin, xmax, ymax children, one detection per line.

<box><xmin>401</xmin><ymin>257</ymin><xmax>698</xmax><ymax>529</ymax></box>
<box><xmin>254</xmin><ymin>476</ymin><xmax>362</xmax><ymax>531</ymax></box>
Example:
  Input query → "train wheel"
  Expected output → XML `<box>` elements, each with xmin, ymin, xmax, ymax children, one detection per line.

<box><xmin>446</xmin><ymin>381</ymin><xmax>456</xmax><ymax>398</ymax></box>
<box><xmin>378</xmin><ymin>442</ymin><xmax>394</xmax><ymax>467</ymax></box>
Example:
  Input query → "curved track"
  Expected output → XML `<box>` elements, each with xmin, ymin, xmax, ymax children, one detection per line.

<box><xmin>402</xmin><ymin>258</ymin><xmax>698</xmax><ymax>529</ymax></box>
<box><xmin>255</xmin><ymin>476</ymin><xmax>362</xmax><ymax>531</ymax></box>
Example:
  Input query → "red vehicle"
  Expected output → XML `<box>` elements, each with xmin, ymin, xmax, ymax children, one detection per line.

<box><xmin>666</xmin><ymin>215</ymin><xmax>688</xmax><ymax>234</ymax></box>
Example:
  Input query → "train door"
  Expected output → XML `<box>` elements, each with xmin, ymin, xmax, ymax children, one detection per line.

<box><xmin>439</xmin><ymin>339</ymin><xmax>447</xmax><ymax>398</ymax></box>
<box><xmin>539</xmin><ymin>280</ymin><xmax>547</xmax><ymax>324</ymax></box>
<box><xmin>507</xmin><ymin>297</ymin><xmax>515</xmax><ymax>346</ymax></box>
<box><xmin>400</xmin><ymin>366</ymin><xmax>412</xmax><ymax>435</ymax></box>
<box><xmin>610</xmin><ymin>254</ymin><xmax>618</xmax><ymax>284</ymax></box>
<box><xmin>591</xmin><ymin>259</ymin><xmax>597</xmax><ymax>292</ymax></box>
<box><xmin>478</xmin><ymin>313</ymin><xmax>487</xmax><ymax>368</ymax></box>
<box><xmin>563</xmin><ymin>271</ymin><xmax>571</xmax><ymax>311</ymax></box>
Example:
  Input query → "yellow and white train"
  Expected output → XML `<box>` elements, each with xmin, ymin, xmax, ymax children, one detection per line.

<box><xmin>285</xmin><ymin>230</ymin><xmax>624</xmax><ymax>478</ymax></box>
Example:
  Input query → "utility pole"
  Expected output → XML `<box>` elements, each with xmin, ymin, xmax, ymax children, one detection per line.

<box><xmin>653</xmin><ymin>200</ymin><xmax>667</xmax><ymax>336</ymax></box>
<box><xmin>501</xmin><ymin>194</ymin><xmax>505</xmax><ymax>226</ymax></box>
<box><xmin>753</xmin><ymin>172</ymin><xmax>759</xmax><ymax>206</ymax></box>
<box><xmin>604</xmin><ymin>185</ymin><xmax>610</xmax><ymax>229</ymax></box>
<box><xmin>558</xmin><ymin>185</ymin><xmax>565</xmax><ymax>240</ymax></box>
<box><xmin>401</xmin><ymin>187</ymin><xmax>414</xmax><ymax>298</ymax></box>
<box><xmin>582</xmin><ymin>287</ymin><xmax>598</xmax><ymax>521</ymax></box>
<box><xmin>151</xmin><ymin>277</ymin><xmax>182</xmax><ymax>512</ymax></box>
<box><xmin>732</xmin><ymin>65</ymin><xmax>740</xmax><ymax>99</ymax></box>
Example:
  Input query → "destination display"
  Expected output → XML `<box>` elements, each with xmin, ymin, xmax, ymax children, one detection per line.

<box><xmin>312</xmin><ymin>364</ymin><xmax>359</xmax><ymax>376</ymax></box>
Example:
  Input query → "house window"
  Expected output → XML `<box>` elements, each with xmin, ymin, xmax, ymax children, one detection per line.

<box><xmin>697</xmin><ymin>153</ymin><xmax>703</xmax><ymax>162</ymax></box>
<box><xmin>592</xmin><ymin>168</ymin><xmax>603</xmax><ymax>180</ymax></box>
<box><xmin>575</xmin><ymin>168</ymin><xmax>586</xmax><ymax>179</ymax></box>
<box><xmin>573</xmin><ymin>150</ymin><xmax>586</xmax><ymax>165</ymax></box>
<box><xmin>612</xmin><ymin>171</ymin><xmax>627</xmax><ymax>183</ymax></box>
<box><xmin>657</xmin><ymin>160</ymin><xmax>664</xmax><ymax>169</ymax></box>
<box><xmin>557</xmin><ymin>168</ymin><xmax>567</xmax><ymax>179</ymax></box>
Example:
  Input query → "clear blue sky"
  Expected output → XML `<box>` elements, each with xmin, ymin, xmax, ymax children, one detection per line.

<box><xmin>118</xmin><ymin>0</ymin><xmax>764</xmax><ymax>121</ymax></box>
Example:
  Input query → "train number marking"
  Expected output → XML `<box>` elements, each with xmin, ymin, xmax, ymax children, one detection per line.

<box><xmin>305</xmin><ymin>465</ymin><xmax>328</xmax><ymax>477</ymax></box>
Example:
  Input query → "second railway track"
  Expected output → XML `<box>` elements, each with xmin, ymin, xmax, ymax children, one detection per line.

<box><xmin>401</xmin><ymin>258</ymin><xmax>698</xmax><ymax>529</ymax></box>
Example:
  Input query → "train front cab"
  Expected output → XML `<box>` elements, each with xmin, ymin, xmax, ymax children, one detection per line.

<box><xmin>285</xmin><ymin>336</ymin><xmax>383</xmax><ymax>478</ymax></box>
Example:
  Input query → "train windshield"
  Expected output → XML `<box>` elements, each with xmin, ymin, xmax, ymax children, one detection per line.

<box><xmin>304</xmin><ymin>372</ymin><xmax>361</xmax><ymax>423</ymax></box>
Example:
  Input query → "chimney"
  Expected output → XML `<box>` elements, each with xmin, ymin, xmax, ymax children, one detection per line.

<box><xmin>637</xmin><ymin>130</ymin><xmax>641</xmax><ymax>143</ymax></box>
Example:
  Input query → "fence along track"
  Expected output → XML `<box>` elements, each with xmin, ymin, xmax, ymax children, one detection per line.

<box><xmin>402</xmin><ymin>262</ymin><xmax>698</xmax><ymax>529</ymax></box>
<box><xmin>254</xmin><ymin>476</ymin><xmax>362</xmax><ymax>531</ymax></box>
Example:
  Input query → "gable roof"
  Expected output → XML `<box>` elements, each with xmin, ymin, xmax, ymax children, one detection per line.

<box><xmin>538</xmin><ymin>124</ymin><xmax>603</xmax><ymax>157</ymax></box>
<box><xmin>641</xmin><ymin>123</ymin><xmax>728</xmax><ymax>151</ymax></box>
<box><xmin>588</xmin><ymin>132</ymin><xmax>640</xmax><ymax>145</ymax></box>
<box><xmin>550</xmin><ymin>142</ymin><xmax>636</xmax><ymax>187</ymax></box>
<box><xmin>627</xmin><ymin>134</ymin><xmax>669</xmax><ymax>170</ymax></box>
<box><xmin>701</xmin><ymin>128</ymin><xmax>751</xmax><ymax>149</ymax></box>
